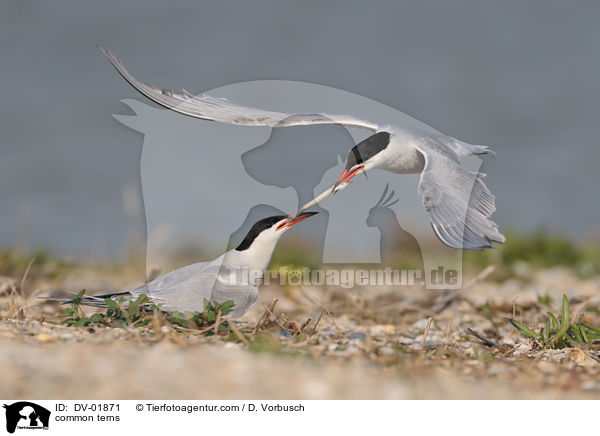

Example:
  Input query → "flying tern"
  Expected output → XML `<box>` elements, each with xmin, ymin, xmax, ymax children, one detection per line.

<box><xmin>99</xmin><ymin>46</ymin><xmax>504</xmax><ymax>250</ymax></box>
<box><xmin>46</xmin><ymin>212</ymin><xmax>317</xmax><ymax>317</ymax></box>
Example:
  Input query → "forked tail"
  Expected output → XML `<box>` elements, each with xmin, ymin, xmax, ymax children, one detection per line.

<box><xmin>446</xmin><ymin>137</ymin><xmax>496</xmax><ymax>158</ymax></box>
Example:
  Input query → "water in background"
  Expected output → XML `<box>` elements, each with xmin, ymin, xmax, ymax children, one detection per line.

<box><xmin>1</xmin><ymin>0</ymin><xmax>599</xmax><ymax>257</ymax></box>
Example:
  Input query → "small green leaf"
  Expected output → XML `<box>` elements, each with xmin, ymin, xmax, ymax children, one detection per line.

<box><xmin>561</xmin><ymin>294</ymin><xmax>570</xmax><ymax>327</ymax></box>
<box><xmin>75</xmin><ymin>318</ymin><xmax>90</xmax><ymax>327</ymax></box>
<box><xmin>72</xmin><ymin>289</ymin><xmax>86</xmax><ymax>305</ymax></box>
<box><xmin>583</xmin><ymin>331</ymin><xmax>600</xmax><ymax>340</ymax></box>
<box><xmin>547</xmin><ymin>312</ymin><xmax>559</xmax><ymax>330</ymax></box>
<box><xmin>510</xmin><ymin>319</ymin><xmax>541</xmax><ymax>338</ymax></box>
<box><xmin>554</xmin><ymin>295</ymin><xmax>571</xmax><ymax>343</ymax></box>
<box><xmin>105</xmin><ymin>298</ymin><xmax>118</xmax><ymax>310</ymax></box>
<box><xmin>580</xmin><ymin>321</ymin><xmax>600</xmax><ymax>335</ymax></box>
<box><xmin>567</xmin><ymin>326</ymin><xmax>583</xmax><ymax>343</ymax></box>
<box><xmin>129</xmin><ymin>299</ymin><xmax>139</xmax><ymax>310</ymax></box>
<box><xmin>220</xmin><ymin>300</ymin><xmax>235</xmax><ymax>316</ymax></box>
<box><xmin>127</xmin><ymin>303</ymin><xmax>139</xmax><ymax>318</ymax></box>
<box><xmin>580</xmin><ymin>327</ymin><xmax>590</xmax><ymax>343</ymax></box>
<box><xmin>89</xmin><ymin>313</ymin><xmax>104</xmax><ymax>323</ymax></box>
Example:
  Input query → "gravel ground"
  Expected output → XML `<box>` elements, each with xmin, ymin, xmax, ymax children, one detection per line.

<box><xmin>1</xmin><ymin>265</ymin><xmax>599</xmax><ymax>399</ymax></box>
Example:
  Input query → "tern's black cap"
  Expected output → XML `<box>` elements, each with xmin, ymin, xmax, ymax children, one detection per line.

<box><xmin>345</xmin><ymin>131</ymin><xmax>391</xmax><ymax>170</ymax></box>
<box><xmin>235</xmin><ymin>215</ymin><xmax>288</xmax><ymax>251</ymax></box>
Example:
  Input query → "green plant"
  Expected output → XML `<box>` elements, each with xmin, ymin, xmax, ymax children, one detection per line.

<box><xmin>59</xmin><ymin>290</ymin><xmax>235</xmax><ymax>334</ymax></box>
<box><xmin>167</xmin><ymin>300</ymin><xmax>235</xmax><ymax>334</ymax></box>
<box><xmin>103</xmin><ymin>294</ymin><xmax>155</xmax><ymax>328</ymax></box>
<box><xmin>59</xmin><ymin>291</ymin><xmax>154</xmax><ymax>328</ymax></box>
<box><xmin>510</xmin><ymin>294</ymin><xmax>600</xmax><ymax>349</ymax></box>
<box><xmin>58</xmin><ymin>290</ymin><xmax>90</xmax><ymax>326</ymax></box>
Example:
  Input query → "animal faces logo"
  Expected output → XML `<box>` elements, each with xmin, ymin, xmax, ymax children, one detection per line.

<box><xmin>113</xmin><ymin>80</ymin><xmax>489</xmax><ymax>289</ymax></box>
<box><xmin>3</xmin><ymin>402</ymin><xmax>50</xmax><ymax>433</ymax></box>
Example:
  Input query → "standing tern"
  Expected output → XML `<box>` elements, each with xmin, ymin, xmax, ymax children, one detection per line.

<box><xmin>46</xmin><ymin>213</ymin><xmax>317</xmax><ymax>317</ymax></box>
<box><xmin>99</xmin><ymin>46</ymin><xmax>504</xmax><ymax>250</ymax></box>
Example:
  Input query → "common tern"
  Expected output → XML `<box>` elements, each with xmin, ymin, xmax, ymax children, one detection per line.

<box><xmin>99</xmin><ymin>46</ymin><xmax>504</xmax><ymax>250</ymax></box>
<box><xmin>46</xmin><ymin>213</ymin><xmax>317</xmax><ymax>317</ymax></box>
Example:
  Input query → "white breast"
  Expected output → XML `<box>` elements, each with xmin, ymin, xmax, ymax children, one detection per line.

<box><xmin>373</xmin><ymin>129</ymin><xmax>425</xmax><ymax>174</ymax></box>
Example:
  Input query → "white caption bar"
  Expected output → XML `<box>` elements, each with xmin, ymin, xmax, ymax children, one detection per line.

<box><xmin>0</xmin><ymin>400</ymin><xmax>596</xmax><ymax>435</ymax></box>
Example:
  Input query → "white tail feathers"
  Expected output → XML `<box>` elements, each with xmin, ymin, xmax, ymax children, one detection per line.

<box><xmin>448</xmin><ymin>139</ymin><xmax>496</xmax><ymax>158</ymax></box>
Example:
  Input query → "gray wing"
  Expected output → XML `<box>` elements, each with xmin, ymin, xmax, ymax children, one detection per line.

<box><xmin>129</xmin><ymin>266</ymin><xmax>218</xmax><ymax>314</ymax></box>
<box><xmin>130</xmin><ymin>259</ymin><xmax>257</xmax><ymax>317</ymax></box>
<box><xmin>99</xmin><ymin>46</ymin><xmax>378</xmax><ymax>131</ymax></box>
<box><xmin>132</xmin><ymin>258</ymin><xmax>222</xmax><ymax>293</ymax></box>
<box><xmin>414</xmin><ymin>140</ymin><xmax>505</xmax><ymax>250</ymax></box>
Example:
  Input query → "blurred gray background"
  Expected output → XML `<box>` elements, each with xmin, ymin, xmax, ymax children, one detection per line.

<box><xmin>1</xmin><ymin>0</ymin><xmax>599</xmax><ymax>258</ymax></box>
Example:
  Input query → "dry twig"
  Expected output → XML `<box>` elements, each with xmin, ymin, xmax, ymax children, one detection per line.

<box><xmin>20</xmin><ymin>257</ymin><xmax>36</xmax><ymax>298</ymax></box>
<box><xmin>227</xmin><ymin>320</ymin><xmax>249</xmax><ymax>346</ymax></box>
<box><xmin>297</xmin><ymin>317</ymin><xmax>312</xmax><ymax>335</ymax></box>
<box><xmin>465</xmin><ymin>328</ymin><xmax>497</xmax><ymax>347</ymax></box>
<box><xmin>213</xmin><ymin>310</ymin><xmax>222</xmax><ymax>335</ymax></box>
<box><xmin>420</xmin><ymin>317</ymin><xmax>433</xmax><ymax>350</ymax></box>
<box><xmin>252</xmin><ymin>298</ymin><xmax>278</xmax><ymax>334</ymax></box>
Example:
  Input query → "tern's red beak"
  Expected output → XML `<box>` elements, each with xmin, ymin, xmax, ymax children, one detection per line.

<box><xmin>333</xmin><ymin>165</ymin><xmax>365</xmax><ymax>192</ymax></box>
<box><xmin>276</xmin><ymin>211</ymin><xmax>318</xmax><ymax>231</ymax></box>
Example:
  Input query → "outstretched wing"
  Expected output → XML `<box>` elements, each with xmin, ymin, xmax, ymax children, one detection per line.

<box><xmin>99</xmin><ymin>46</ymin><xmax>378</xmax><ymax>131</ymax></box>
<box><xmin>414</xmin><ymin>139</ymin><xmax>505</xmax><ymax>250</ymax></box>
